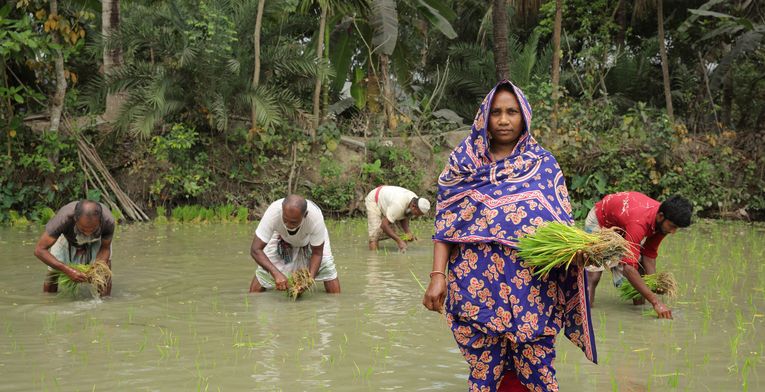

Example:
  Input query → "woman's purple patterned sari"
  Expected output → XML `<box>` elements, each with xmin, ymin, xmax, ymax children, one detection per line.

<box><xmin>434</xmin><ymin>81</ymin><xmax>596</xmax><ymax>391</ymax></box>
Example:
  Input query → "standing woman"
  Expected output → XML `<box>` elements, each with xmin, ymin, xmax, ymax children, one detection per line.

<box><xmin>422</xmin><ymin>81</ymin><xmax>596</xmax><ymax>391</ymax></box>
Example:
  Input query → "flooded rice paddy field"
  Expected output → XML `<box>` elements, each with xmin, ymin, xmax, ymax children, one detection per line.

<box><xmin>0</xmin><ymin>219</ymin><xmax>763</xmax><ymax>391</ymax></box>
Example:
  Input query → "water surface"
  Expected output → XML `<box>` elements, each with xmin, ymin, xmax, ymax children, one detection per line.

<box><xmin>0</xmin><ymin>219</ymin><xmax>762</xmax><ymax>391</ymax></box>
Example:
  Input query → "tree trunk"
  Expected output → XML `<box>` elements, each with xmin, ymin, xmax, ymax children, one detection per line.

<box><xmin>49</xmin><ymin>0</ymin><xmax>67</xmax><ymax>133</ymax></box>
<box><xmin>251</xmin><ymin>0</ymin><xmax>266</xmax><ymax>130</ymax></box>
<box><xmin>1</xmin><ymin>55</ymin><xmax>11</xmax><ymax>157</ymax></box>
<box><xmin>615</xmin><ymin>0</ymin><xmax>626</xmax><ymax>48</ymax></box>
<box><xmin>492</xmin><ymin>0</ymin><xmax>510</xmax><ymax>81</ymax></box>
<box><xmin>102</xmin><ymin>0</ymin><xmax>124</xmax><ymax>121</ymax></box>
<box><xmin>657</xmin><ymin>0</ymin><xmax>674</xmax><ymax>122</ymax></box>
<box><xmin>322</xmin><ymin>27</ymin><xmax>330</xmax><ymax>122</ymax></box>
<box><xmin>721</xmin><ymin>70</ymin><xmax>733</xmax><ymax>127</ymax></box>
<box><xmin>380</xmin><ymin>54</ymin><xmax>397</xmax><ymax>132</ymax></box>
<box><xmin>311</xmin><ymin>4</ymin><xmax>328</xmax><ymax>139</ymax></box>
<box><xmin>551</xmin><ymin>0</ymin><xmax>563</xmax><ymax>133</ymax></box>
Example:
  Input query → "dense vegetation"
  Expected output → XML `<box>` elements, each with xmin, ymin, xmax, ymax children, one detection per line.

<box><xmin>1</xmin><ymin>0</ymin><xmax>763</xmax><ymax>223</ymax></box>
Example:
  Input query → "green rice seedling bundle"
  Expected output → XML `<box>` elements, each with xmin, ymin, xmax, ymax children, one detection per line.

<box><xmin>517</xmin><ymin>222</ymin><xmax>631</xmax><ymax>277</ymax></box>
<box><xmin>399</xmin><ymin>233</ymin><xmax>414</xmax><ymax>242</ymax></box>
<box><xmin>618</xmin><ymin>272</ymin><xmax>678</xmax><ymax>301</ymax></box>
<box><xmin>287</xmin><ymin>268</ymin><xmax>314</xmax><ymax>300</ymax></box>
<box><xmin>57</xmin><ymin>260</ymin><xmax>112</xmax><ymax>297</ymax></box>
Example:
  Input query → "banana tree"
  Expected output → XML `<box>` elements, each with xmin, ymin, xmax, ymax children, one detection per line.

<box><xmin>328</xmin><ymin>0</ymin><xmax>457</xmax><ymax>134</ymax></box>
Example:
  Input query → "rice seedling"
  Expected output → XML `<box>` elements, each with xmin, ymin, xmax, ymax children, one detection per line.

<box><xmin>155</xmin><ymin>206</ymin><xmax>168</xmax><ymax>224</ymax></box>
<box><xmin>234</xmin><ymin>207</ymin><xmax>249</xmax><ymax>223</ymax></box>
<box><xmin>287</xmin><ymin>268</ymin><xmax>314</xmax><ymax>300</ymax></box>
<box><xmin>56</xmin><ymin>260</ymin><xmax>112</xmax><ymax>298</ymax></box>
<box><xmin>215</xmin><ymin>204</ymin><xmax>235</xmax><ymax>222</ymax></box>
<box><xmin>516</xmin><ymin>222</ymin><xmax>631</xmax><ymax>277</ymax></box>
<box><xmin>617</xmin><ymin>272</ymin><xmax>678</xmax><ymax>301</ymax></box>
<box><xmin>399</xmin><ymin>233</ymin><xmax>414</xmax><ymax>241</ymax></box>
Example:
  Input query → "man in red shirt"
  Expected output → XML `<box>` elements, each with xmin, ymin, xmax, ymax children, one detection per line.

<box><xmin>584</xmin><ymin>192</ymin><xmax>692</xmax><ymax>319</ymax></box>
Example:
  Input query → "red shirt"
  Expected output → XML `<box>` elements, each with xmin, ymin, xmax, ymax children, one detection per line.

<box><xmin>594</xmin><ymin>192</ymin><xmax>665</xmax><ymax>268</ymax></box>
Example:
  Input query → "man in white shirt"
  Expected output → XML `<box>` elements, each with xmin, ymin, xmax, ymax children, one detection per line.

<box><xmin>365</xmin><ymin>185</ymin><xmax>430</xmax><ymax>252</ymax></box>
<box><xmin>248</xmin><ymin>195</ymin><xmax>340</xmax><ymax>293</ymax></box>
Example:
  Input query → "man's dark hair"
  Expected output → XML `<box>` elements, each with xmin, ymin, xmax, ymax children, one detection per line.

<box><xmin>283</xmin><ymin>194</ymin><xmax>308</xmax><ymax>215</ymax></box>
<box><xmin>74</xmin><ymin>200</ymin><xmax>103</xmax><ymax>220</ymax></box>
<box><xmin>659</xmin><ymin>195</ymin><xmax>693</xmax><ymax>228</ymax></box>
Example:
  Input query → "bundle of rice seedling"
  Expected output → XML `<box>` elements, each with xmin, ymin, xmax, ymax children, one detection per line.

<box><xmin>517</xmin><ymin>222</ymin><xmax>631</xmax><ymax>277</ymax></box>
<box><xmin>399</xmin><ymin>233</ymin><xmax>414</xmax><ymax>241</ymax></box>
<box><xmin>287</xmin><ymin>268</ymin><xmax>314</xmax><ymax>300</ymax></box>
<box><xmin>617</xmin><ymin>272</ymin><xmax>678</xmax><ymax>301</ymax></box>
<box><xmin>57</xmin><ymin>260</ymin><xmax>112</xmax><ymax>298</ymax></box>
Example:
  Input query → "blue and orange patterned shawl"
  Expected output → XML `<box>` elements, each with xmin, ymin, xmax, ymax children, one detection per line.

<box><xmin>434</xmin><ymin>81</ymin><xmax>597</xmax><ymax>364</ymax></box>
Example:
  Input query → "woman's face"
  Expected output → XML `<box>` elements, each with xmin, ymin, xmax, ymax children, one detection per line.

<box><xmin>487</xmin><ymin>89</ymin><xmax>524</xmax><ymax>148</ymax></box>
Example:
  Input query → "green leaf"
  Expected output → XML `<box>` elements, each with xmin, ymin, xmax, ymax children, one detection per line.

<box><xmin>595</xmin><ymin>173</ymin><xmax>607</xmax><ymax>194</ymax></box>
<box><xmin>12</xmin><ymin>94</ymin><xmax>23</xmax><ymax>103</ymax></box>
<box><xmin>415</xmin><ymin>0</ymin><xmax>457</xmax><ymax>39</ymax></box>
<box><xmin>700</xmin><ymin>24</ymin><xmax>744</xmax><ymax>42</ymax></box>
<box><xmin>370</xmin><ymin>0</ymin><xmax>398</xmax><ymax>55</ymax></box>
<box><xmin>351</xmin><ymin>67</ymin><xmax>367</xmax><ymax>109</ymax></box>
<box><xmin>687</xmin><ymin>9</ymin><xmax>734</xmax><ymax>19</ymax></box>
<box><xmin>329</xmin><ymin>18</ymin><xmax>354</xmax><ymax>93</ymax></box>
<box><xmin>418</xmin><ymin>0</ymin><xmax>456</xmax><ymax>22</ymax></box>
<box><xmin>0</xmin><ymin>4</ymin><xmax>11</xmax><ymax>18</ymax></box>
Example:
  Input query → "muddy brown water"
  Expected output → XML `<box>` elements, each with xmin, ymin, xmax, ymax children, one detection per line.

<box><xmin>0</xmin><ymin>219</ymin><xmax>762</xmax><ymax>391</ymax></box>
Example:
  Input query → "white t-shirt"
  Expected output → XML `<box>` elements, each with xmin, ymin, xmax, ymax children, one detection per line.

<box><xmin>377</xmin><ymin>186</ymin><xmax>417</xmax><ymax>223</ymax></box>
<box><xmin>255</xmin><ymin>199</ymin><xmax>327</xmax><ymax>247</ymax></box>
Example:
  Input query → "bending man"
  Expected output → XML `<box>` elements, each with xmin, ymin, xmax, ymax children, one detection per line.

<box><xmin>34</xmin><ymin>200</ymin><xmax>115</xmax><ymax>296</ymax></box>
<box><xmin>586</xmin><ymin>192</ymin><xmax>693</xmax><ymax>319</ymax></box>
<box><xmin>249</xmin><ymin>195</ymin><xmax>340</xmax><ymax>294</ymax></box>
<box><xmin>365</xmin><ymin>185</ymin><xmax>430</xmax><ymax>252</ymax></box>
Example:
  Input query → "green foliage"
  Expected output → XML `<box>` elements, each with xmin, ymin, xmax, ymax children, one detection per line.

<box><xmin>0</xmin><ymin>130</ymin><xmax>84</xmax><ymax>224</ymax></box>
<box><xmin>366</xmin><ymin>142</ymin><xmax>422</xmax><ymax>193</ymax></box>
<box><xmin>149</xmin><ymin>123</ymin><xmax>214</xmax><ymax>203</ymax></box>
<box><xmin>309</xmin><ymin>157</ymin><xmax>355</xmax><ymax>211</ymax></box>
<box><xmin>3</xmin><ymin>0</ymin><xmax>764</xmax><ymax>222</ymax></box>
<box><xmin>534</xmin><ymin>81</ymin><xmax>764</xmax><ymax>218</ymax></box>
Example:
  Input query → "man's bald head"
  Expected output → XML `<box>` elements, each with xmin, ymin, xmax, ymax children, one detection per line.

<box><xmin>283</xmin><ymin>194</ymin><xmax>308</xmax><ymax>215</ymax></box>
<box><xmin>282</xmin><ymin>195</ymin><xmax>308</xmax><ymax>233</ymax></box>
<box><xmin>74</xmin><ymin>200</ymin><xmax>103</xmax><ymax>236</ymax></box>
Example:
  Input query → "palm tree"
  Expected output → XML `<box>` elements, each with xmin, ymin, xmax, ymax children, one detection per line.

<box><xmin>102</xmin><ymin>1</ymin><xmax>318</xmax><ymax>136</ymax></box>
<box><xmin>656</xmin><ymin>0</ymin><xmax>674</xmax><ymax>122</ymax></box>
<box><xmin>49</xmin><ymin>0</ymin><xmax>66</xmax><ymax>132</ymax></box>
<box><xmin>492</xmin><ymin>0</ymin><xmax>509</xmax><ymax>81</ymax></box>
<box><xmin>551</xmin><ymin>0</ymin><xmax>562</xmax><ymax>132</ymax></box>
<box><xmin>312</xmin><ymin>2</ymin><xmax>328</xmax><ymax>138</ymax></box>
<box><xmin>251</xmin><ymin>0</ymin><xmax>266</xmax><ymax>131</ymax></box>
<box><xmin>103</xmin><ymin>0</ymin><xmax>124</xmax><ymax>121</ymax></box>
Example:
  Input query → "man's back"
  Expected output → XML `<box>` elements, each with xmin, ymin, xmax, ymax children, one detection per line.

<box><xmin>595</xmin><ymin>192</ymin><xmax>664</xmax><ymax>266</ymax></box>
<box><xmin>377</xmin><ymin>186</ymin><xmax>416</xmax><ymax>223</ymax></box>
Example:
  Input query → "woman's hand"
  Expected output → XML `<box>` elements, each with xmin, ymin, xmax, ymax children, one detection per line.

<box><xmin>572</xmin><ymin>250</ymin><xmax>589</xmax><ymax>268</ymax></box>
<box><xmin>422</xmin><ymin>274</ymin><xmax>447</xmax><ymax>313</ymax></box>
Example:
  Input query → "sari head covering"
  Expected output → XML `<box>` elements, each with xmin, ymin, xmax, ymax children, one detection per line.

<box><xmin>434</xmin><ymin>80</ymin><xmax>596</xmax><ymax>364</ymax></box>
